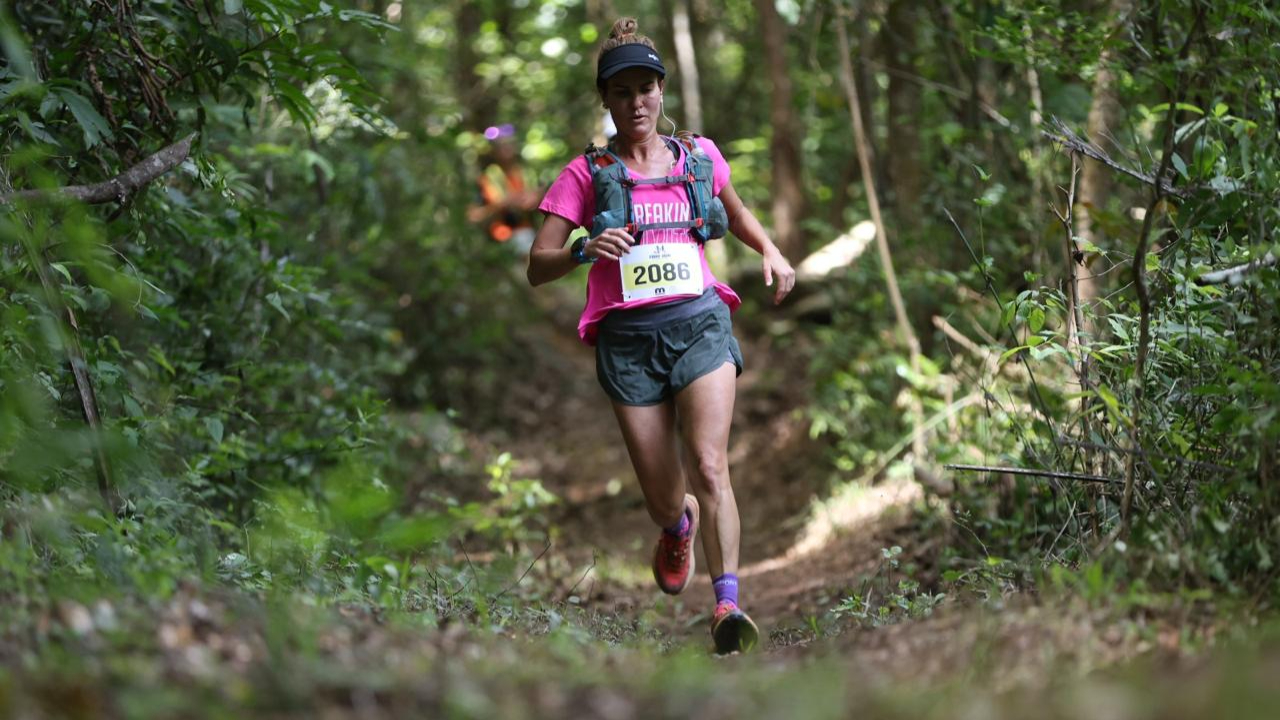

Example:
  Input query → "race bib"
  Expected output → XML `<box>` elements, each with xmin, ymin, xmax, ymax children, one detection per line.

<box><xmin>620</xmin><ymin>243</ymin><xmax>702</xmax><ymax>302</ymax></box>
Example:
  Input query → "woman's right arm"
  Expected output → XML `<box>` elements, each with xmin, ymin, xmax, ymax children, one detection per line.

<box><xmin>526</xmin><ymin>214</ymin><xmax>580</xmax><ymax>286</ymax></box>
<box><xmin>527</xmin><ymin>217</ymin><xmax>637</xmax><ymax>286</ymax></box>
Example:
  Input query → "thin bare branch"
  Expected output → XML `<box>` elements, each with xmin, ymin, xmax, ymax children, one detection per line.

<box><xmin>1043</xmin><ymin>117</ymin><xmax>1188</xmax><ymax>199</ymax></box>
<box><xmin>1</xmin><ymin>133</ymin><xmax>196</xmax><ymax>206</ymax></box>
<box><xmin>946</xmin><ymin>464</ymin><xmax>1121</xmax><ymax>485</ymax></box>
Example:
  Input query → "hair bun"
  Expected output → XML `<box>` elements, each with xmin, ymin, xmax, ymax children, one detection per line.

<box><xmin>609</xmin><ymin>17</ymin><xmax>638</xmax><ymax>40</ymax></box>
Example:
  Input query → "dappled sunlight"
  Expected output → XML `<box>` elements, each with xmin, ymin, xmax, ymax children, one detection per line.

<box><xmin>743</xmin><ymin>476</ymin><xmax>922</xmax><ymax>577</ymax></box>
<box><xmin>3</xmin><ymin>0</ymin><xmax>1278</xmax><ymax>715</ymax></box>
<box><xmin>795</xmin><ymin>220</ymin><xmax>876</xmax><ymax>281</ymax></box>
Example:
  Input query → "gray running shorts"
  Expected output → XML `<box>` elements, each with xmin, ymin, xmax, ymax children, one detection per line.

<box><xmin>595</xmin><ymin>288</ymin><xmax>744</xmax><ymax>406</ymax></box>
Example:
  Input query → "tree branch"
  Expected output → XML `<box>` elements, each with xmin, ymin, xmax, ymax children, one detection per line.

<box><xmin>945</xmin><ymin>464</ymin><xmax>1121</xmax><ymax>485</ymax></box>
<box><xmin>0</xmin><ymin>133</ymin><xmax>196</xmax><ymax>206</ymax></box>
<box><xmin>1043</xmin><ymin>117</ymin><xmax>1189</xmax><ymax>199</ymax></box>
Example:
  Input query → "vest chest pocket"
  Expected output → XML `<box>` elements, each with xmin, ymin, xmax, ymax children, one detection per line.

<box><xmin>591</xmin><ymin>209</ymin><xmax>628</xmax><ymax>238</ymax></box>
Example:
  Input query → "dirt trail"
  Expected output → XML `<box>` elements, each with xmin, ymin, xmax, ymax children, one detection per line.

<box><xmin>494</xmin><ymin>286</ymin><xmax>926</xmax><ymax>648</ymax></box>
<box><xmin>481</xmin><ymin>287</ymin><xmax>1196</xmax><ymax>683</ymax></box>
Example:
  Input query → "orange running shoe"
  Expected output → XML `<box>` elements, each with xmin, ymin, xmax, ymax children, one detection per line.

<box><xmin>711</xmin><ymin>601</ymin><xmax>759</xmax><ymax>654</ymax></box>
<box><xmin>652</xmin><ymin>494</ymin><xmax>699</xmax><ymax>595</ymax></box>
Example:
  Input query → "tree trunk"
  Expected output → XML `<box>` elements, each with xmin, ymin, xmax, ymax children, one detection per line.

<box><xmin>886</xmin><ymin>0</ymin><xmax>922</xmax><ymax>235</ymax></box>
<box><xmin>1024</xmin><ymin>22</ymin><xmax>1049</xmax><ymax>271</ymax></box>
<box><xmin>835</xmin><ymin>9</ymin><xmax>926</xmax><ymax>460</ymax></box>
<box><xmin>454</xmin><ymin>1</ymin><xmax>493</xmax><ymax>129</ymax></box>
<box><xmin>753</xmin><ymin>0</ymin><xmax>806</xmax><ymax>259</ymax></box>
<box><xmin>668</xmin><ymin>0</ymin><xmax>703</xmax><ymax>133</ymax></box>
<box><xmin>855</xmin><ymin>6</ymin><xmax>885</xmax><ymax>193</ymax></box>
<box><xmin>667</xmin><ymin>0</ymin><xmax>725</xmax><ymax>274</ymax></box>
<box><xmin>1075</xmin><ymin>0</ymin><xmax>1136</xmax><ymax>327</ymax></box>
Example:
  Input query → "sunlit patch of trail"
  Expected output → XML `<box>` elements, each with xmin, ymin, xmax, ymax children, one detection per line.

<box><xmin>744</xmin><ymin>477</ymin><xmax>922</xmax><ymax>577</ymax></box>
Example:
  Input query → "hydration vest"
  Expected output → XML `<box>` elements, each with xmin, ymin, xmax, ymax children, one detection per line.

<box><xmin>585</xmin><ymin>133</ymin><xmax>728</xmax><ymax>244</ymax></box>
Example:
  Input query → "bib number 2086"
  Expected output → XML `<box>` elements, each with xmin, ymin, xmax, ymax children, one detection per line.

<box><xmin>631</xmin><ymin>261</ymin><xmax>691</xmax><ymax>286</ymax></box>
<box><xmin>620</xmin><ymin>243</ymin><xmax>702</xmax><ymax>302</ymax></box>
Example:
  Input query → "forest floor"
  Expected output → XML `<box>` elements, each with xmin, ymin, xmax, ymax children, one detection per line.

<box><xmin>487</xmin><ymin>282</ymin><xmax>1214</xmax><ymax>665</ymax></box>
<box><xmin>434</xmin><ymin>279</ymin><xmax>1280</xmax><ymax>713</ymax></box>
<box><xmin>5</xmin><ymin>279</ymin><xmax>1280</xmax><ymax>719</ymax></box>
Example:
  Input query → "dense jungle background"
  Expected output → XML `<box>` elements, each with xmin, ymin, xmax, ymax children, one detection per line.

<box><xmin>2</xmin><ymin>0</ymin><xmax>1279</xmax><ymax>717</ymax></box>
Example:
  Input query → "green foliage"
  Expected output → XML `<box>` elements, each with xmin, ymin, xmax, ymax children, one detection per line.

<box><xmin>831</xmin><ymin>546</ymin><xmax>947</xmax><ymax>628</ymax></box>
<box><xmin>0</xmin><ymin>0</ymin><xmax>556</xmax><ymax>620</ymax></box>
<box><xmin>806</xmin><ymin>0</ymin><xmax>1280</xmax><ymax>601</ymax></box>
<box><xmin>3</xmin><ymin>3</ymin><xmax>1279</xmax><ymax>711</ymax></box>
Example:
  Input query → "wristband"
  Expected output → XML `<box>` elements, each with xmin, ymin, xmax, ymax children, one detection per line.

<box><xmin>570</xmin><ymin>236</ymin><xmax>596</xmax><ymax>265</ymax></box>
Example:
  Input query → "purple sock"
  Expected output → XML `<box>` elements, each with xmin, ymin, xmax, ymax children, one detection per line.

<box><xmin>663</xmin><ymin>510</ymin><xmax>690</xmax><ymax>538</ymax></box>
<box><xmin>713</xmin><ymin>573</ymin><xmax>739</xmax><ymax>607</ymax></box>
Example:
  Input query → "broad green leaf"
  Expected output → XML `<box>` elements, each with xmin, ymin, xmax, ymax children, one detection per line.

<box><xmin>48</xmin><ymin>262</ymin><xmax>74</xmax><ymax>284</ymax></box>
<box><xmin>37</xmin><ymin>91</ymin><xmax>60</xmax><ymax>118</ymax></box>
<box><xmin>123</xmin><ymin>394</ymin><xmax>144</xmax><ymax>419</ymax></box>
<box><xmin>205</xmin><ymin>417</ymin><xmax>224</xmax><ymax>445</ymax></box>
<box><xmin>17</xmin><ymin>111</ymin><xmax>58</xmax><ymax>145</ymax></box>
<box><xmin>0</xmin><ymin>20</ymin><xmax>36</xmax><ymax>81</ymax></box>
<box><xmin>266</xmin><ymin>291</ymin><xmax>291</xmax><ymax>321</ymax></box>
<box><xmin>1096</xmin><ymin>385</ymin><xmax>1121</xmax><ymax>414</ymax></box>
<box><xmin>272</xmin><ymin>82</ymin><xmax>318</xmax><ymax>128</ymax></box>
<box><xmin>148</xmin><ymin>346</ymin><xmax>176</xmax><ymax>376</ymax></box>
<box><xmin>1029</xmin><ymin>307</ymin><xmax>1045</xmax><ymax>333</ymax></box>
<box><xmin>999</xmin><ymin>345</ymin><xmax>1028</xmax><ymax>364</ymax></box>
<box><xmin>54</xmin><ymin>88</ymin><xmax>113</xmax><ymax>147</ymax></box>
<box><xmin>224</xmin><ymin>0</ymin><xmax>243</xmax><ymax>14</ymax></box>
<box><xmin>1001</xmin><ymin>301</ymin><xmax>1016</xmax><ymax>328</ymax></box>
<box><xmin>1170</xmin><ymin>152</ymin><xmax>1189</xmax><ymax>179</ymax></box>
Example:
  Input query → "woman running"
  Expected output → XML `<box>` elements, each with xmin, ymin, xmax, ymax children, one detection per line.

<box><xmin>527</xmin><ymin>17</ymin><xmax>795</xmax><ymax>654</ymax></box>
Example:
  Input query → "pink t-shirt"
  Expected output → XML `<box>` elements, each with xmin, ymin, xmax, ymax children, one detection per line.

<box><xmin>539</xmin><ymin>136</ymin><xmax>742</xmax><ymax>345</ymax></box>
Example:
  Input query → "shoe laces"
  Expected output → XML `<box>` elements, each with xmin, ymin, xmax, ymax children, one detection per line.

<box><xmin>714</xmin><ymin>600</ymin><xmax>738</xmax><ymax>619</ymax></box>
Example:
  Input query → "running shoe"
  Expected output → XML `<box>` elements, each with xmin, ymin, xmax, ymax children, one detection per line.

<box><xmin>710</xmin><ymin>601</ymin><xmax>759</xmax><ymax>654</ymax></box>
<box><xmin>652</xmin><ymin>493</ymin><xmax>699</xmax><ymax>595</ymax></box>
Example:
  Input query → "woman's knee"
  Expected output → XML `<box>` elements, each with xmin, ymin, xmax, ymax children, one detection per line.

<box><xmin>687</xmin><ymin>448</ymin><xmax>729</xmax><ymax>496</ymax></box>
<box><xmin>642</xmin><ymin>489</ymin><xmax>685</xmax><ymax>523</ymax></box>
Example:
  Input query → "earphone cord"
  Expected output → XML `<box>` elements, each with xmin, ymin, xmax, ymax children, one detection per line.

<box><xmin>660</xmin><ymin>100</ymin><xmax>679</xmax><ymax>136</ymax></box>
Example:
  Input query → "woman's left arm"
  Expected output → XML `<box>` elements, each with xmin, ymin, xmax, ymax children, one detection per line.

<box><xmin>719</xmin><ymin>181</ymin><xmax>796</xmax><ymax>305</ymax></box>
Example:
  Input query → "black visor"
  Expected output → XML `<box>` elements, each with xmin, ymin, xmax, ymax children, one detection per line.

<box><xmin>596</xmin><ymin>43</ymin><xmax>666</xmax><ymax>87</ymax></box>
